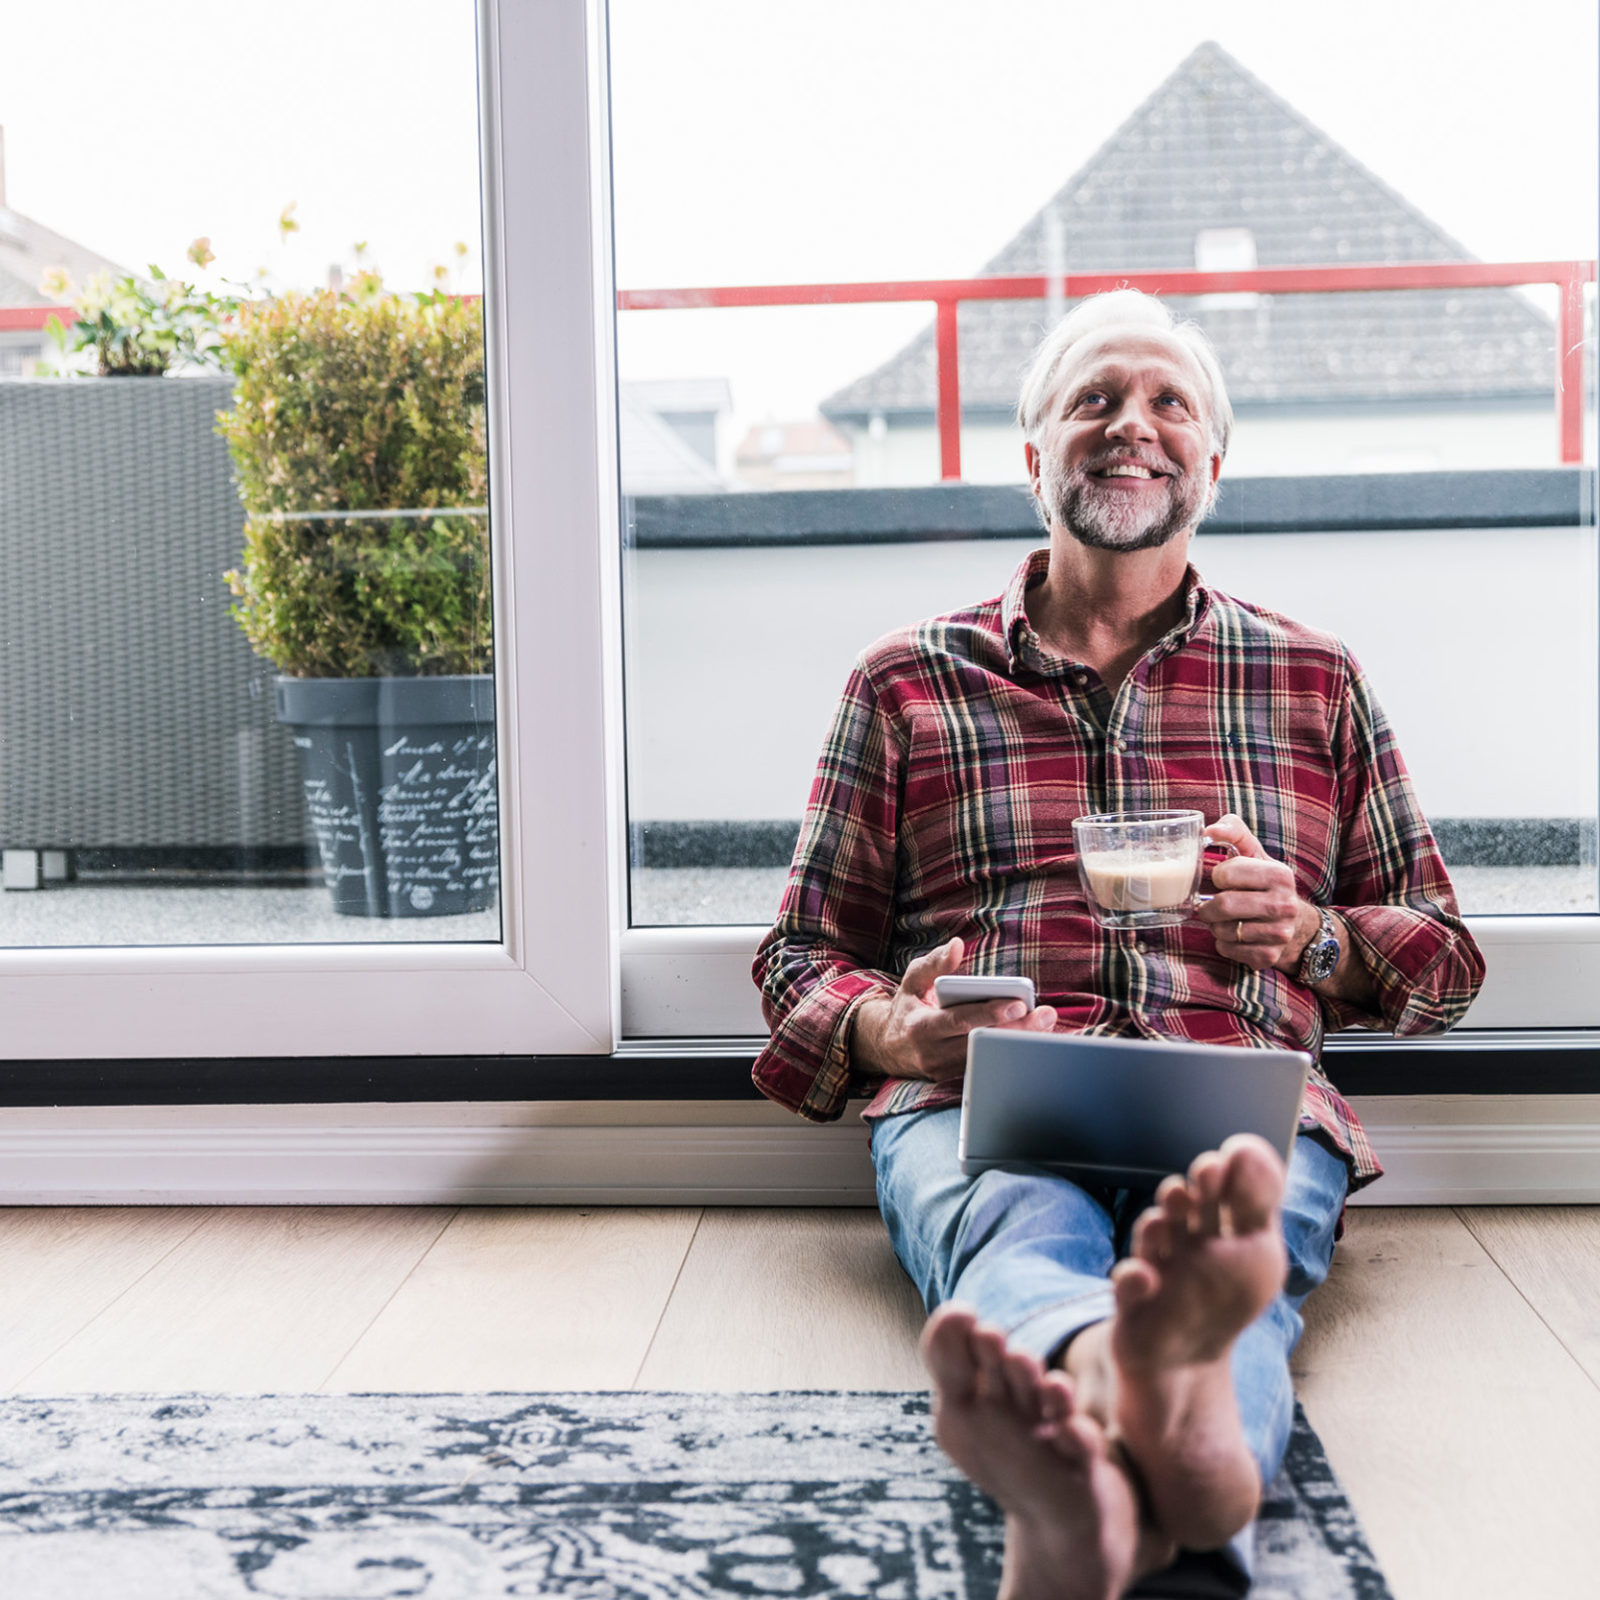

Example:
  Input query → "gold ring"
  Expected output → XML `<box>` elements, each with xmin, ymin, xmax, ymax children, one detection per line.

<box><xmin>1235</xmin><ymin>920</ymin><xmax>1244</xmax><ymax>943</ymax></box>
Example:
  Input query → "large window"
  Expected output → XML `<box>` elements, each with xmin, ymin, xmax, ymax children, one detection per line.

<box><xmin>0</xmin><ymin>2</ymin><xmax>617</xmax><ymax>1057</ymax></box>
<box><xmin>610</xmin><ymin>1</ymin><xmax>1599</xmax><ymax>956</ymax></box>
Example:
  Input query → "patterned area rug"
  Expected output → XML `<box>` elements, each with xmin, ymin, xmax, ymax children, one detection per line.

<box><xmin>0</xmin><ymin>1392</ymin><xmax>1390</xmax><ymax>1598</ymax></box>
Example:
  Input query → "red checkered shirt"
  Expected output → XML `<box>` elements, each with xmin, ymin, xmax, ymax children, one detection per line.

<box><xmin>751</xmin><ymin>548</ymin><xmax>1485</xmax><ymax>1189</ymax></box>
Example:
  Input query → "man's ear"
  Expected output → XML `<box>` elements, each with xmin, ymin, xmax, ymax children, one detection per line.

<box><xmin>1024</xmin><ymin>441</ymin><xmax>1042</xmax><ymax>494</ymax></box>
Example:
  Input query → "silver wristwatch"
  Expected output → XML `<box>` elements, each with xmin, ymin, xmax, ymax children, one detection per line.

<box><xmin>1296</xmin><ymin>908</ymin><xmax>1341</xmax><ymax>986</ymax></box>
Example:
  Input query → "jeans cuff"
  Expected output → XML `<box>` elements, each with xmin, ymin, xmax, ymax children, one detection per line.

<box><xmin>1004</xmin><ymin>1287</ymin><xmax>1118</xmax><ymax>1364</ymax></box>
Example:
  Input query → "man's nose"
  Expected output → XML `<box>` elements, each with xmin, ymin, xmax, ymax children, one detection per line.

<box><xmin>1105</xmin><ymin>401</ymin><xmax>1159</xmax><ymax>442</ymax></box>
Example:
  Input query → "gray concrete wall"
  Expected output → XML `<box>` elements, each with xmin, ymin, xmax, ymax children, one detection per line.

<box><xmin>623</xmin><ymin>524</ymin><xmax>1597</xmax><ymax>823</ymax></box>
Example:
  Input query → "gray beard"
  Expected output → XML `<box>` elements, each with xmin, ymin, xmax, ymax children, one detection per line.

<box><xmin>1043</xmin><ymin>461</ymin><xmax>1210</xmax><ymax>552</ymax></box>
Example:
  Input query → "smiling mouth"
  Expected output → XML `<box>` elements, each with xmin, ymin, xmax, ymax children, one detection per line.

<box><xmin>1090</xmin><ymin>463</ymin><xmax>1165</xmax><ymax>480</ymax></box>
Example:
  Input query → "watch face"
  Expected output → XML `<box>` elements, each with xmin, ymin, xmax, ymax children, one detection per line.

<box><xmin>1307</xmin><ymin>936</ymin><xmax>1340</xmax><ymax>982</ymax></box>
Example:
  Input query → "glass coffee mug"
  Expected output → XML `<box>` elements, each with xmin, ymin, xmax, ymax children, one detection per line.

<box><xmin>1071</xmin><ymin>809</ymin><xmax>1237</xmax><ymax>930</ymax></box>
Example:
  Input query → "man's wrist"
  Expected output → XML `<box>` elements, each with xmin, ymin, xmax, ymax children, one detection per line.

<box><xmin>1291</xmin><ymin>905</ymin><xmax>1345</xmax><ymax>988</ymax></box>
<box><xmin>848</xmin><ymin>995</ymin><xmax>893</xmax><ymax>1077</ymax></box>
<box><xmin>1276</xmin><ymin>900</ymin><xmax>1323</xmax><ymax>977</ymax></box>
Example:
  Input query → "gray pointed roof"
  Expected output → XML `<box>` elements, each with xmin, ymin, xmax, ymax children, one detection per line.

<box><xmin>0</xmin><ymin>205</ymin><xmax>123</xmax><ymax>307</ymax></box>
<box><xmin>823</xmin><ymin>42</ymin><xmax>1555</xmax><ymax>421</ymax></box>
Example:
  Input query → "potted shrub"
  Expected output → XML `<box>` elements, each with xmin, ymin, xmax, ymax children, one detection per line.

<box><xmin>219</xmin><ymin>282</ymin><xmax>496</xmax><ymax>917</ymax></box>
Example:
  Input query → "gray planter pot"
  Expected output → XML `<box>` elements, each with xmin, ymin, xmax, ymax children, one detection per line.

<box><xmin>274</xmin><ymin>676</ymin><xmax>497</xmax><ymax>917</ymax></box>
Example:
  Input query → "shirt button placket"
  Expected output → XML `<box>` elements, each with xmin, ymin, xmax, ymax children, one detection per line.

<box><xmin>1109</xmin><ymin>728</ymin><xmax>1129</xmax><ymax>808</ymax></box>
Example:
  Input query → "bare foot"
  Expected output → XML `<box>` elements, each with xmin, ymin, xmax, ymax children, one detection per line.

<box><xmin>921</xmin><ymin>1304</ymin><xmax>1169</xmax><ymax>1600</ymax></box>
<box><xmin>1093</xmin><ymin>1134</ymin><xmax>1288</xmax><ymax>1550</ymax></box>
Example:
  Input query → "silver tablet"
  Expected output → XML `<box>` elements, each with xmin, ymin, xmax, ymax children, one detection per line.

<box><xmin>958</xmin><ymin>1028</ymin><xmax>1310</xmax><ymax>1188</ymax></box>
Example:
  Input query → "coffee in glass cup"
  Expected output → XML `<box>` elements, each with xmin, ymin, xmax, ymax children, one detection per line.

<box><xmin>1072</xmin><ymin>809</ymin><xmax>1233</xmax><ymax>930</ymax></box>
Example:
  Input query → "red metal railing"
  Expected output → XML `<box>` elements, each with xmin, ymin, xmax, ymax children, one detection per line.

<box><xmin>619</xmin><ymin>261</ymin><xmax>1598</xmax><ymax>479</ymax></box>
<box><xmin>11</xmin><ymin>265</ymin><xmax>1594</xmax><ymax>475</ymax></box>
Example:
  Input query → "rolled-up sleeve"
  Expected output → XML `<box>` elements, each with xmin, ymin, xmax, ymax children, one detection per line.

<box><xmin>1322</xmin><ymin>658</ymin><xmax>1485</xmax><ymax>1034</ymax></box>
<box><xmin>752</xmin><ymin>663</ymin><xmax>905</xmax><ymax>1120</ymax></box>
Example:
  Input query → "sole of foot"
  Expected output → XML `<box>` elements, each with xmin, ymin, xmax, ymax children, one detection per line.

<box><xmin>922</xmin><ymin>1304</ymin><xmax>1148</xmax><ymax>1600</ymax></box>
<box><xmin>1107</xmin><ymin>1134</ymin><xmax>1288</xmax><ymax>1550</ymax></box>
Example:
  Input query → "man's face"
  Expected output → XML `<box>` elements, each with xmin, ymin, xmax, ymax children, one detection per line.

<box><xmin>1028</xmin><ymin>328</ymin><xmax>1221</xmax><ymax>553</ymax></box>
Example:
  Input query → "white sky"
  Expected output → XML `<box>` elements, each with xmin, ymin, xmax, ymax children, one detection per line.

<box><xmin>2</xmin><ymin>0</ymin><xmax>1595</xmax><ymax>435</ymax></box>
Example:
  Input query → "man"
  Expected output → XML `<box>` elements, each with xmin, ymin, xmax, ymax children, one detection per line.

<box><xmin>751</xmin><ymin>288</ymin><xmax>1484</xmax><ymax>1599</ymax></box>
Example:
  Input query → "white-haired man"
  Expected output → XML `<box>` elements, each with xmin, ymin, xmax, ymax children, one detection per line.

<box><xmin>752</xmin><ymin>290</ymin><xmax>1483</xmax><ymax>1598</ymax></box>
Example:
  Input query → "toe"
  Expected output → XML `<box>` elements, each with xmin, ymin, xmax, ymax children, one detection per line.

<box><xmin>920</xmin><ymin>1305</ymin><xmax>982</xmax><ymax>1400</ymax></box>
<box><xmin>1059</xmin><ymin>1410</ymin><xmax>1110</xmax><ymax>1466</ymax></box>
<box><xmin>1188</xmin><ymin>1152</ymin><xmax>1225</xmax><ymax>1234</ymax></box>
<box><xmin>1131</xmin><ymin>1207</ymin><xmax>1173</xmax><ymax>1262</ymax></box>
<box><xmin>1001</xmin><ymin>1345</ymin><xmax>1045</xmax><ymax>1419</ymax></box>
<box><xmin>1038</xmin><ymin>1368</ymin><xmax>1077</xmax><ymax>1425</ymax></box>
<box><xmin>1160</xmin><ymin>1181</ymin><xmax>1196</xmax><ymax>1233</ymax></box>
<box><xmin>971</xmin><ymin>1324</ymin><xmax>1012</xmax><ymax>1402</ymax></box>
<box><xmin>1111</xmin><ymin>1255</ymin><xmax>1159</xmax><ymax>1310</ymax></box>
<box><xmin>1218</xmin><ymin>1134</ymin><xmax>1286</xmax><ymax>1231</ymax></box>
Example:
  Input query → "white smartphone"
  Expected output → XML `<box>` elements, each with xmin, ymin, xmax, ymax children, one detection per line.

<box><xmin>933</xmin><ymin>974</ymin><xmax>1038</xmax><ymax>1010</ymax></box>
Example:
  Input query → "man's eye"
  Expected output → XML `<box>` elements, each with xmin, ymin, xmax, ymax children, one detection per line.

<box><xmin>1077</xmin><ymin>392</ymin><xmax>1107</xmax><ymax>408</ymax></box>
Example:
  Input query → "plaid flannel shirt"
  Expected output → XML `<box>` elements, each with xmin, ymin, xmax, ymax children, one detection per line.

<box><xmin>751</xmin><ymin>548</ymin><xmax>1485</xmax><ymax>1189</ymax></box>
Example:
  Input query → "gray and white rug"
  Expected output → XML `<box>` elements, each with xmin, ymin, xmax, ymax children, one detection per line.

<box><xmin>0</xmin><ymin>1391</ymin><xmax>1389</xmax><ymax>1599</ymax></box>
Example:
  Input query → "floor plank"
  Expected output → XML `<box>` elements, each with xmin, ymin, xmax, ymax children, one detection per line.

<box><xmin>1455</xmin><ymin>1206</ymin><xmax>1600</xmax><ymax>1388</ymax></box>
<box><xmin>637</xmin><ymin>1207</ymin><xmax>927</xmax><ymax>1390</ymax></box>
<box><xmin>1296</xmin><ymin>1207</ymin><xmax>1600</xmax><ymax>1600</ymax></box>
<box><xmin>0</xmin><ymin>1208</ymin><xmax>209</xmax><ymax>1391</ymax></box>
<box><xmin>17</xmin><ymin>1207</ymin><xmax>454</xmax><ymax>1394</ymax></box>
<box><xmin>327</xmin><ymin>1207</ymin><xmax>702</xmax><ymax>1392</ymax></box>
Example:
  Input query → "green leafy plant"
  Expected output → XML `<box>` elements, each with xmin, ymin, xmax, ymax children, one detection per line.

<box><xmin>50</xmin><ymin>240</ymin><xmax>240</xmax><ymax>376</ymax></box>
<box><xmin>219</xmin><ymin>285</ymin><xmax>490</xmax><ymax>678</ymax></box>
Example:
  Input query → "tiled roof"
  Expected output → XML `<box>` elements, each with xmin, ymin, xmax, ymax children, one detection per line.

<box><xmin>736</xmin><ymin>418</ymin><xmax>852</xmax><ymax>465</ymax></box>
<box><xmin>0</xmin><ymin>206</ymin><xmax>123</xmax><ymax>307</ymax></box>
<box><xmin>823</xmin><ymin>42</ymin><xmax>1557</xmax><ymax>420</ymax></box>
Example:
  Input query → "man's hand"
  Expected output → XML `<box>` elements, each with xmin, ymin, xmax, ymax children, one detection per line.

<box><xmin>851</xmin><ymin>936</ymin><xmax>1058</xmax><ymax>1083</ymax></box>
<box><xmin>1194</xmin><ymin>814</ymin><xmax>1319</xmax><ymax>975</ymax></box>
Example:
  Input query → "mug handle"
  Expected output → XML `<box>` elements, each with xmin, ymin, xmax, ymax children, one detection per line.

<box><xmin>1195</xmin><ymin>837</ymin><xmax>1239</xmax><ymax>904</ymax></box>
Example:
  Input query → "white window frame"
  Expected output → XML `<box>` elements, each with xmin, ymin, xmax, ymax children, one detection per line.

<box><xmin>618</xmin><ymin>920</ymin><xmax>1600</xmax><ymax>1038</ymax></box>
<box><xmin>0</xmin><ymin>0</ymin><xmax>625</xmax><ymax>1063</ymax></box>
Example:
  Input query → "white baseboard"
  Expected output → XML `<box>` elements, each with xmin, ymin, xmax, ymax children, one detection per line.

<box><xmin>0</xmin><ymin>1096</ymin><xmax>1594</xmax><ymax>1205</ymax></box>
<box><xmin>1340</xmin><ymin>1095</ymin><xmax>1600</xmax><ymax>1204</ymax></box>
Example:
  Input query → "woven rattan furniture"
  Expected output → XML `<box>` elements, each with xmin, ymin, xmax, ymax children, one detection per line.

<box><xmin>0</xmin><ymin>376</ymin><xmax>307</xmax><ymax>882</ymax></box>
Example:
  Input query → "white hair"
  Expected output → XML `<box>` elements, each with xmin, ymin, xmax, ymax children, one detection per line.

<box><xmin>1016</xmin><ymin>289</ymin><xmax>1234</xmax><ymax>459</ymax></box>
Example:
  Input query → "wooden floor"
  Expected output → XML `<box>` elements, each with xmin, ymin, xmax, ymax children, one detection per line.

<box><xmin>1</xmin><ymin>1204</ymin><xmax>1595</xmax><ymax>1600</ymax></box>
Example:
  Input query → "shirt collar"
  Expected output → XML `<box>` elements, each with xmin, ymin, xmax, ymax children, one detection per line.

<box><xmin>1002</xmin><ymin>547</ymin><xmax>1213</xmax><ymax>676</ymax></box>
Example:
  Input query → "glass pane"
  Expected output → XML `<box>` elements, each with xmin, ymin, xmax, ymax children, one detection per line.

<box><xmin>611</xmin><ymin>0</ymin><xmax>1598</xmax><ymax>926</ymax></box>
<box><xmin>0</xmin><ymin>4</ymin><xmax>498</xmax><ymax>945</ymax></box>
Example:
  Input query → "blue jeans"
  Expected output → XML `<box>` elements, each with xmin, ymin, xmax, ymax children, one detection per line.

<box><xmin>870</xmin><ymin>1107</ymin><xmax>1347</xmax><ymax>1578</ymax></box>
